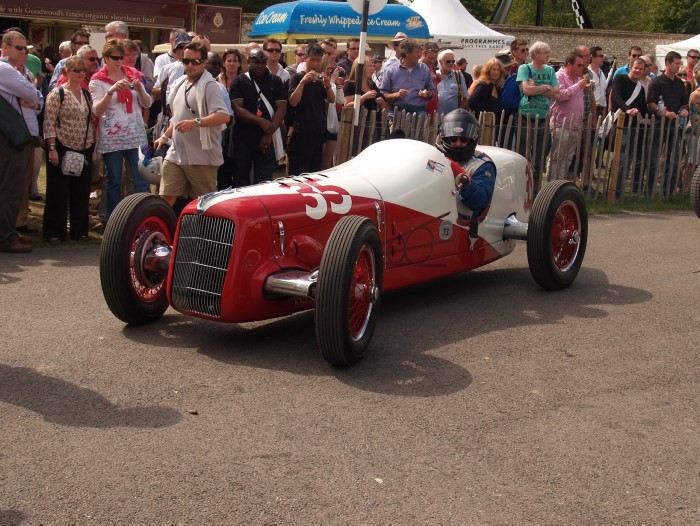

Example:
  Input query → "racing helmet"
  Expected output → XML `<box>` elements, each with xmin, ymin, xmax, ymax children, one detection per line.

<box><xmin>138</xmin><ymin>145</ymin><xmax>163</xmax><ymax>185</ymax></box>
<box><xmin>437</xmin><ymin>109</ymin><xmax>480</xmax><ymax>163</ymax></box>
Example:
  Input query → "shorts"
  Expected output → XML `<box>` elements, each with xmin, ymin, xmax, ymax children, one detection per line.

<box><xmin>159</xmin><ymin>159</ymin><xmax>218</xmax><ymax>199</ymax></box>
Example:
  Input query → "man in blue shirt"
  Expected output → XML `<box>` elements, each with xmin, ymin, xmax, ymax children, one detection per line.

<box><xmin>380</xmin><ymin>39</ymin><xmax>434</xmax><ymax>116</ymax></box>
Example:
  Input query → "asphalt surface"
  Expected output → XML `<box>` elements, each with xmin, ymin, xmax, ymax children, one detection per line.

<box><xmin>1</xmin><ymin>211</ymin><xmax>699</xmax><ymax>523</ymax></box>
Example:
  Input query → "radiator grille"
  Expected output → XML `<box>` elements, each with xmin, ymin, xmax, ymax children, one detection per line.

<box><xmin>171</xmin><ymin>215</ymin><xmax>235</xmax><ymax>317</ymax></box>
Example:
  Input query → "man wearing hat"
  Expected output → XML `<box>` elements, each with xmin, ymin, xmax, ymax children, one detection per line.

<box><xmin>380</xmin><ymin>31</ymin><xmax>407</xmax><ymax>75</ymax></box>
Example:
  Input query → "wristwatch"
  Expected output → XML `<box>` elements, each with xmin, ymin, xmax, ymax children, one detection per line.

<box><xmin>194</xmin><ymin>117</ymin><xmax>202</xmax><ymax>127</ymax></box>
<box><xmin>48</xmin><ymin>144</ymin><xmax>56</xmax><ymax>151</ymax></box>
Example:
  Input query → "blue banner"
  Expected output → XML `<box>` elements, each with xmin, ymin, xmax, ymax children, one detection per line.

<box><xmin>249</xmin><ymin>1</ymin><xmax>431</xmax><ymax>40</ymax></box>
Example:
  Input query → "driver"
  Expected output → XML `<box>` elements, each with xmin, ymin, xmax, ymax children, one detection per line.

<box><xmin>436</xmin><ymin>109</ymin><xmax>496</xmax><ymax>221</ymax></box>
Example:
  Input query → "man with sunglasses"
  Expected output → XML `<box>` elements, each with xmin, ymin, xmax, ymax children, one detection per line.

<box><xmin>337</xmin><ymin>38</ymin><xmax>360</xmax><ymax>78</ymax></box>
<box><xmin>436</xmin><ymin>49</ymin><xmax>468</xmax><ymax>117</ymax></box>
<box><xmin>613</xmin><ymin>46</ymin><xmax>643</xmax><ymax>78</ymax></box>
<box><xmin>154</xmin><ymin>42</ymin><xmax>230</xmax><ymax>207</ymax></box>
<box><xmin>588</xmin><ymin>46</ymin><xmax>607</xmax><ymax>116</ymax></box>
<box><xmin>0</xmin><ymin>30</ymin><xmax>43</xmax><ymax>252</ymax></box>
<box><xmin>230</xmin><ymin>48</ymin><xmax>287</xmax><ymax>186</ymax></box>
<box><xmin>548</xmin><ymin>50</ymin><xmax>587</xmax><ymax>182</ymax></box>
<box><xmin>48</xmin><ymin>29</ymin><xmax>91</xmax><ymax>90</ymax></box>
<box><xmin>509</xmin><ymin>39</ymin><xmax>529</xmax><ymax>75</ymax></box>
<box><xmin>686</xmin><ymin>49</ymin><xmax>699</xmax><ymax>90</ymax></box>
<box><xmin>264</xmin><ymin>38</ymin><xmax>290</xmax><ymax>85</ymax></box>
<box><xmin>285</xmin><ymin>44</ymin><xmax>307</xmax><ymax>76</ymax></box>
<box><xmin>436</xmin><ymin>109</ymin><xmax>495</xmax><ymax>224</ymax></box>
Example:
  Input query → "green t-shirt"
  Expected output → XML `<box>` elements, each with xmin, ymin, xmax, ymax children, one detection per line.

<box><xmin>517</xmin><ymin>63</ymin><xmax>558</xmax><ymax>119</ymax></box>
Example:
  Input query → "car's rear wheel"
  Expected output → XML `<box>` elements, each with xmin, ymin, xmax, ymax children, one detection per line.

<box><xmin>100</xmin><ymin>193</ymin><xmax>177</xmax><ymax>325</ymax></box>
<box><xmin>691</xmin><ymin>166</ymin><xmax>700</xmax><ymax>218</ymax></box>
<box><xmin>315</xmin><ymin>216</ymin><xmax>383</xmax><ymax>366</ymax></box>
<box><xmin>527</xmin><ymin>181</ymin><xmax>587</xmax><ymax>290</ymax></box>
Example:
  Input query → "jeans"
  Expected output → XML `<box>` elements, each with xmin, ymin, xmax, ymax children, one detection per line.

<box><xmin>103</xmin><ymin>148</ymin><xmax>149</xmax><ymax>218</ymax></box>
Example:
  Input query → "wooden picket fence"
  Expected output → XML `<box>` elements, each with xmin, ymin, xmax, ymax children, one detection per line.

<box><xmin>337</xmin><ymin>106</ymin><xmax>700</xmax><ymax>203</ymax></box>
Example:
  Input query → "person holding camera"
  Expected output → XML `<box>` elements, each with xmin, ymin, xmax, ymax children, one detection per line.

<box><xmin>89</xmin><ymin>39</ymin><xmax>152</xmax><ymax>219</ymax></box>
<box><xmin>287</xmin><ymin>43</ymin><xmax>336</xmax><ymax>176</ymax></box>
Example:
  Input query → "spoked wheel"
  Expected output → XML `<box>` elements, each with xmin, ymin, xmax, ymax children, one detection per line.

<box><xmin>315</xmin><ymin>216</ymin><xmax>383</xmax><ymax>366</ymax></box>
<box><xmin>527</xmin><ymin>181</ymin><xmax>588</xmax><ymax>290</ymax></box>
<box><xmin>691</xmin><ymin>166</ymin><xmax>700</xmax><ymax>218</ymax></box>
<box><xmin>100</xmin><ymin>193</ymin><xmax>177</xmax><ymax>324</ymax></box>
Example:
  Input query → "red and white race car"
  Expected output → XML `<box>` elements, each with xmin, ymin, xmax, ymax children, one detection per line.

<box><xmin>100</xmin><ymin>139</ymin><xmax>587</xmax><ymax>366</ymax></box>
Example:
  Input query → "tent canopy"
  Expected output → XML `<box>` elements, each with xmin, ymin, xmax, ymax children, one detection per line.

<box><xmin>408</xmin><ymin>0</ymin><xmax>513</xmax><ymax>65</ymax></box>
<box><xmin>249</xmin><ymin>1</ymin><xmax>431</xmax><ymax>42</ymax></box>
<box><xmin>656</xmin><ymin>34</ymin><xmax>700</xmax><ymax>67</ymax></box>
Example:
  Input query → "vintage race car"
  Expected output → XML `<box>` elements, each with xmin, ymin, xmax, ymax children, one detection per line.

<box><xmin>100</xmin><ymin>139</ymin><xmax>587</xmax><ymax>366</ymax></box>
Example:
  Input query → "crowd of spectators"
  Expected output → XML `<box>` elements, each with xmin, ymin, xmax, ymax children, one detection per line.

<box><xmin>2</xmin><ymin>22</ymin><xmax>700</xmax><ymax>253</ymax></box>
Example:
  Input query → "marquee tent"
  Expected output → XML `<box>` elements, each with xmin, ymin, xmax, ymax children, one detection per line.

<box><xmin>656</xmin><ymin>34</ymin><xmax>700</xmax><ymax>68</ymax></box>
<box><xmin>408</xmin><ymin>0</ymin><xmax>513</xmax><ymax>66</ymax></box>
<box><xmin>248</xmin><ymin>1</ymin><xmax>431</xmax><ymax>43</ymax></box>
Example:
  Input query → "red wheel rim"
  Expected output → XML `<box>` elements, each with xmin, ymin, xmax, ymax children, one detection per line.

<box><xmin>550</xmin><ymin>200</ymin><xmax>581</xmax><ymax>272</ymax></box>
<box><xmin>130</xmin><ymin>216</ymin><xmax>172</xmax><ymax>303</ymax></box>
<box><xmin>348</xmin><ymin>244</ymin><xmax>376</xmax><ymax>340</ymax></box>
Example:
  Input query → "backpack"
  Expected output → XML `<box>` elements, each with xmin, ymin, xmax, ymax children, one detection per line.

<box><xmin>498</xmin><ymin>72</ymin><xmax>520</xmax><ymax>111</ymax></box>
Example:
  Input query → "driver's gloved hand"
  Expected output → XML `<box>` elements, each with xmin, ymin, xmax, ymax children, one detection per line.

<box><xmin>450</xmin><ymin>160</ymin><xmax>471</xmax><ymax>189</ymax></box>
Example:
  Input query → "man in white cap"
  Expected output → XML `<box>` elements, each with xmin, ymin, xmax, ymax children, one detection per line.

<box><xmin>377</xmin><ymin>31</ymin><xmax>407</xmax><ymax>85</ymax></box>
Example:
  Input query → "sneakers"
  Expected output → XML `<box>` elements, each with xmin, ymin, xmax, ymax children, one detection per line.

<box><xmin>17</xmin><ymin>225</ymin><xmax>39</xmax><ymax>234</ymax></box>
<box><xmin>29</xmin><ymin>194</ymin><xmax>43</xmax><ymax>201</ymax></box>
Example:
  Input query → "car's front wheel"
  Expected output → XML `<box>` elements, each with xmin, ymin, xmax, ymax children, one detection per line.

<box><xmin>100</xmin><ymin>193</ymin><xmax>177</xmax><ymax>325</ymax></box>
<box><xmin>315</xmin><ymin>216</ymin><xmax>383</xmax><ymax>366</ymax></box>
<box><xmin>691</xmin><ymin>167</ymin><xmax>700</xmax><ymax>219</ymax></box>
<box><xmin>527</xmin><ymin>181</ymin><xmax>587</xmax><ymax>290</ymax></box>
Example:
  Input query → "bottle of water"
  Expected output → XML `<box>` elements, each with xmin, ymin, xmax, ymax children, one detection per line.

<box><xmin>658</xmin><ymin>95</ymin><xmax>665</xmax><ymax>116</ymax></box>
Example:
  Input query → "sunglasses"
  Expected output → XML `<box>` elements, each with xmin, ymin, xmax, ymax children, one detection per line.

<box><xmin>519</xmin><ymin>48</ymin><xmax>529</xmax><ymax>52</ymax></box>
<box><xmin>249</xmin><ymin>58</ymin><xmax>266</xmax><ymax>65</ymax></box>
<box><xmin>443</xmin><ymin>59</ymin><xmax>455</xmax><ymax>64</ymax></box>
<box><xmin>348</xmin><ymin>47</ymin><xmax>359</xmax><ymax>51</ymax></box>
<box><xmin>443</xmin><ymin>136</ymin><xmax>470</xmax><ymax>145</ymax></box>
<box><xmin>630</xmin><ymin>54</ymin><xmax>641</xmax><ymax>58</ymax></box>
<box><xmin>69</xmin><ymin>68</ymin><xmax>87</xmax><ymax>73</ymax></box>
<box><xmin>677</xmin><ymin>73</ymin><xmax>687</xmax><ymax>77</ymax></box>
<box><xmin>12</xmin><ymin>44</ymin><xmax>28</xmax><ymax>52</ymax></box>
<box><xmin>108</xmin><ymin>55</ymin><xmax>124</xmax><ymax>61</ymax></box>
<box><xmin>74</xmin><ymin>41</ymin><xmax>89</xmax><ymax>46</ymax></box>
<box><xmin>264</xmin><ymin>48</ymin><xmax>281</xmax><ymax>53</ymax></box>
<box><xmin>182</xmin><ymin>58</ymin><xmax>204</xmax><ymax>65</ymax></box>
<box><xmin>295</xmin><ymin>52</ymin><xmax>306</xmax><ymax>57</ymax></box>
<box><xmin>688</xmin><ymin>55</ymin><xmax>700</xmax><ymax>60</ymax></box>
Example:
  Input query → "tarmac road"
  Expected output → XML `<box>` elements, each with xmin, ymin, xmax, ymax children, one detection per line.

<box><xmin>1</xmin><ymin>211</ymin><xmax>699</xmax><ymax>523</ymax></box>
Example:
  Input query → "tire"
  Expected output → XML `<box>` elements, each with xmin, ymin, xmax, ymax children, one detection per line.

<box><xmin>527</xmin><ymin>181</ymin><xmax>587</xmax><ymax>290</ymax></box>
<box><xmin>315</xmin><ymin>216</ymin><xmax>383</xmax><ymax>366</ymax></box>
<box><xmin>100</xmin><ymin>193</ymin><xmax>177</xmax><ymax>325</ymax></box>
<box><xmin>691</xmin><ymin>167</ymin><xmax>700</xmax><ymax>219</ymax></box>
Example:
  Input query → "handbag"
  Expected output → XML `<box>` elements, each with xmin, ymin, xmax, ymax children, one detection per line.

<box><xmin>327</xmin><ymin>99</ymin><xmax>339</xmax><ymax>134</ymax></box>
<box><xmin>61</xmin><ymin>150</ymin><xmax>86</xmax><ymax>176</ymax></box>
<box><xmin>58</xmin><ymin>86</ymin><xmax>92</xmax><ymax>176</ymax></box>
<box><xmin>0</xmin><ymin>95</ymin><xmax>32</xmax><ymax>151</ymax></box>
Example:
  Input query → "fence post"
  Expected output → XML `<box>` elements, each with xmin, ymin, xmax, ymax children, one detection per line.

<box><xmin>337</xmin><ymin>106</ymin><xmax>354</xmax><ymax>165</ymax></box>
<box><xmin>606</xmin><ymin>111</ymin><xmax>626</xmax><ymax>204</ymax></box>
<box><xmin>481</xmin><ymin>112</ymin><xmax>495</xmax><ymax>146</ymax></box>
